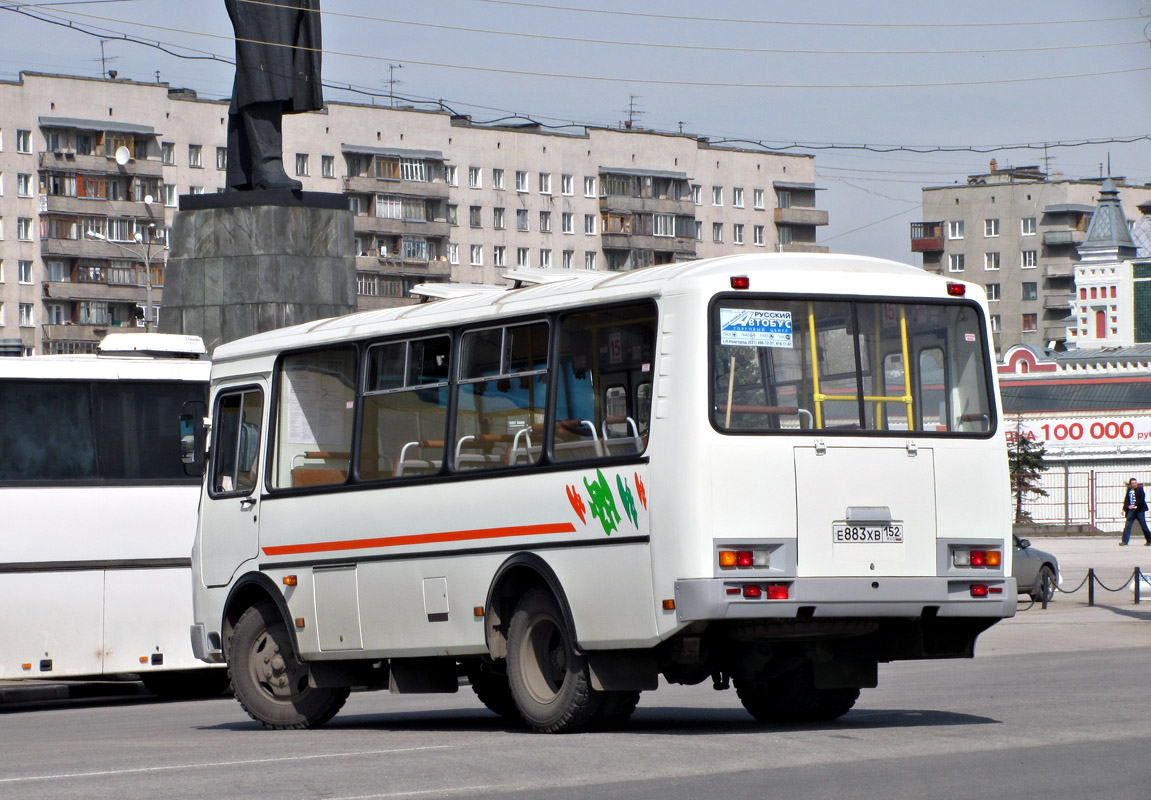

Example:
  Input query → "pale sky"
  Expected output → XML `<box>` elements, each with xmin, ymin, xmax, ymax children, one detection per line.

<box><xmin>2</xmin><ymin>0</ymin><xmax>1148</xmax><ymax>263</ymax></box>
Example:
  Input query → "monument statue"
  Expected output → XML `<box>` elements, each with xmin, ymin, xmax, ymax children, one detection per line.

<box><xmin>225</xmin><ymin>0</ymin><xmax>323</xmax><ymax>191</ymax></box>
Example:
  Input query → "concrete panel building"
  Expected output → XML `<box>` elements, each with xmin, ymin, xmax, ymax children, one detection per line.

<box><xmin>910</xmin><ymin>162</ymin><xmax>1151</xmax><ymax>357</ymax></box>
<box><xmin>0</xmin><ymin>72</ymin><xmax>828</xmax><ymax>355</ymax></box>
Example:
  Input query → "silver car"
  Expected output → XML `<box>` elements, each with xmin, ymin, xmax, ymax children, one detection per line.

<box><xmin>1013</xmin><ymin>535</ymin><xmax>1060</xmax><ymax>602</ymax></box>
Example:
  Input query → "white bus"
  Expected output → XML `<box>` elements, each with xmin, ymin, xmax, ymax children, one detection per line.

<box><xmin>190</xmin><ymin>254</ymin><xmax>1014</xmax><ymax>732</ymax></box>
<box><xmin>0</xmin><ymin>333</ymin><xmax>228</xmax><ymax>696</ymax></box>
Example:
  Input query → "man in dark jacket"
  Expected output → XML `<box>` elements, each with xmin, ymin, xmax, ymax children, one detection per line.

<box><xmin>1120</xmin><ymin>477</ymin><xmax>1150</xmax><ymax>545</ymax></box>
<box><xmin>225</xmin><ymin>0</ymin><xmax>322</xmax><ymax>191</ymax></box>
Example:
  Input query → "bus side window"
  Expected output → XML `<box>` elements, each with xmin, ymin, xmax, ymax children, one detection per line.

<box><xmin>553</xmin><ymin>302</ymin><xmax>656</xmax><ymax>461</ymax></box>
<box><xmin>211</xmin><ymin>389</ymin><xmax>263</xmax><ymax>495</ymax></box>
<box><xmin>271</xmin><ymin>347</ymin><xmax>357</xmax><ymax>489</ymax></box>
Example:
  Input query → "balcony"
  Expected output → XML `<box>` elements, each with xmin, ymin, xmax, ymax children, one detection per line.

<box><xmin>1043</xmin><ymin>293</ymin><xmax>1074</xmax><ymax>311</ymax></box>
<box><xmin>344</xmin><ymin>175</ymin><xmax>449</xmax><ymax>199</ymax></box>
<box><xmin>1043</xmin><ymin>326</ymin><xmax>1069</xmax><ymax>341</ymax></box>
<box><xmin>910</xmin><ymin>221</ymin><xmax>945</xmax><ymax>253</ymax></box>
<box><xmin>41</xmin><ymin>195</ymin><xmax>161</xmax><ymax>219</ymax></box>
<box><xmin>1043</xmin><ymin>229</ymin><xmax>1085</xmax><ymax>247</ymax></box>
<box><xmin>41</xmin><ymin>321</ymin><xmax>140</xmax><ymax>344</ymax></box>
<box><xmin>43</xmin><ymin>280</ymin><xmax>158</xmax><ymax>303</ymax></box>
<box><xmin>598</xmin><ymin>194</ymin><xmax>694</xmax><ymax>215</ymax></box>
<box><xmin>39</xmin><ymin>151</ymin><xmax>164</xmax><ymax>178</ymax></box>
<box><xmin>352</xmin><ymin>215</ymin><xmax>451</xmax><ymax>240</ymax></box>
<box><xmin>774</xmin><ymin>207</ymin><xmax>829</xmax><ymax>227</ymax></box>
<box><xmin>357</xmin><ymin>254</ymin><xmax>452</xmax><ymax>277</ymax></box>
<box><xmin>1043</xmin><ymin>262</ymin><xmax>1075</xmax><ymax>279</ymax></box>
<box><xmin>779</xmin><ymin>242</ymin><xmax>830</xmax><ymax>254</ymax></box>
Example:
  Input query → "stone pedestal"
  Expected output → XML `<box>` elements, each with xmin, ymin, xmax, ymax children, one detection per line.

<box><xmin>159</xmin><ymin>191</ymin><xmax>355</xmax><ymax>352</ymax></box>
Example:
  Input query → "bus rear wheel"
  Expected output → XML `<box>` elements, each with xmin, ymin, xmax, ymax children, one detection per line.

<box><xmin>229</xmin><ymin>602</ymin><xmax>348</xmax><ymax>729</ymax></box>
<box><xmin>506</xmin><ymin>589</ymin><xmax>601</xmax><ymax>733</ymax></box>
<box><xmin>735</xmin><ymin>662</ymin><xmax>859</xmax><ymax>724</ymax></box>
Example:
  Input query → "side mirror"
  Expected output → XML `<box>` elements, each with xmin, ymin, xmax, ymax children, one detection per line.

<box><xmin>1018</xmin><ymin>539</ymin><xmax>1031</xmax><ymax>549</ymax></box>
<box><xmin>179</xmin><ymin>401</ymin><xmax>209</xmax><ymax>476</ymax></box>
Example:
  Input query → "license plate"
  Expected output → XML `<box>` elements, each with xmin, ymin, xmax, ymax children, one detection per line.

<box><xmin>833</xmin><ymin>523</ymin><xmax>903</xmax><ymax>543</ymax></box>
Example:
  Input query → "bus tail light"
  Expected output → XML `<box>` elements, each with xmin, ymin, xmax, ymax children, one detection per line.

<box><xmin>970</xmin><ymin>584</ymin><xmax>989</xmax><ymax>598</ymax></box>
<box><xmin>719</xmin><ymin>549</ymin><xmax>770</xmax><ymax>569</ymax></box>
<box><xmin>953</xmin><ymin>547</ymin><xmax>1001</xmax><ymax>568</ymax></box>
<box><xmin>947</xmin><ymin>282</ymin><xmax>966</xmax><ymax>297</ymax></box>
<box><xmin>731</xmin><ymin>276</ymin><xmax>750</xmax><ymax>290</ymax></box>
<box><xmin>767</xmin><ymin>584</ymin><xmax>789</xmax><ymax>600</ymax></box>
<box><xmin>742</xmin><ymin>584</ymin><xmax>762</xmax><ymax>599</ymax></box>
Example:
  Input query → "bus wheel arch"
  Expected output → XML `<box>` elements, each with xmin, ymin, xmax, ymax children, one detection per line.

<box><xmin>484</xmin><ymin>554</ymin><xmax>578</xmax><ymax>661</ymax></box>
<box><xmin>221</xmin><ymin>573</ymin><xmax>296</xmax><ymax>660</ymax></box>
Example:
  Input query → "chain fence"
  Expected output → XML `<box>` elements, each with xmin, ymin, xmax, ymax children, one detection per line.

<box><xmin>1025</xmin><ymin>567</ymin><xmax>1151</xmax><ymax>610</ymax></box>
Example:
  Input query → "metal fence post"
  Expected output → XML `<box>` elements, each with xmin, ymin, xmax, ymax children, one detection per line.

<box><xmin>1088</xmin><ymin>568</ymin><xmax>1095</xmax><ymax>606</ymax></box>
<box><xmin>1137</xmin><ymin>568</ymin><xmax>1143</xmax><ymax>606</ymax></box>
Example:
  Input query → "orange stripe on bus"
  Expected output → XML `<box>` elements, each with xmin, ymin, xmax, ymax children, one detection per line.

<box><xmin>261</xmin><ymin>522</ymin><xmax>579</xmax><ymax>557</ymax></box>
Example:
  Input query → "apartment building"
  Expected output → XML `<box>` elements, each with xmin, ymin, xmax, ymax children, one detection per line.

<box><xmin>0</xmin><ymin>71</ymin><xmax>828</xmax><ymax>355</ymax></box>
<box><xmin>910</xmin><ymin>162</ymin><xmax>1151</xmax><ymax>356</ymax></box>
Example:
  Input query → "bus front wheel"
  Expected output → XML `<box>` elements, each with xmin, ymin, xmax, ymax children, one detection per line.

<box><xmin>735</xmin><ymin>661</ymin><xmax>859</xmax><ymax>724</ymax></box>
<box><xmin>229</xmin><ymin>602</ymin><xmax>349</xmax><ymax>729</ymax></box>
<box><xmin>506</xmin><ymin>589</ymin><xmax>601</xmax><ymax>733</ymax></box>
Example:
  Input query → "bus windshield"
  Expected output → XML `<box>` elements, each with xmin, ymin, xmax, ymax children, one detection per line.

<box><xmin>712</xmin><ymin>296</ymin><xmax>994</xmax><ymax>435</ymax></box>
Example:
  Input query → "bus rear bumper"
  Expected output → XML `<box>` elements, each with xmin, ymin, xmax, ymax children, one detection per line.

<box><xmin>673</xmin><ymin>576</ymin><xmax>1017</xmax><ymax>622</ymax></box>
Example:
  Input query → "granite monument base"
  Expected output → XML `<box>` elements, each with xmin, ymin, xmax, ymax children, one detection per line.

<box><xmin>159</xmin><ymin>191</ymin><xmax>355</xmax><ymax>352</ymax></box>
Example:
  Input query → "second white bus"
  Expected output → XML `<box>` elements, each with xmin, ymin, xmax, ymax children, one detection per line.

<box><xmin>190</xmin><ymin>254</ymin><xmax>1015</xmax><ymax>732</ymax></box>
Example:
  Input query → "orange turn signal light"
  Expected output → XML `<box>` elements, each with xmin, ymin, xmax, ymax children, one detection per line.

<box><xmin>283</xmin><ymin>575</ymin><xmax>298</xmax><ymax>586</ymax></box>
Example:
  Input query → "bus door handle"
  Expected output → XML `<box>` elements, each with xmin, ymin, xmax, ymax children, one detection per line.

<box><xmin>239</xmin><ymin>497</ymin><xmax>257</xmax><ymax>511</ymax></box>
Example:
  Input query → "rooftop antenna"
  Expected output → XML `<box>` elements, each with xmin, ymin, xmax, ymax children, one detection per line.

<box><xmin>678</xmin><ymin>120</ymin><xmax>686</xmax><ymax>134</ymax></box>
<box><xmin>621</xmin><ymin>94</ymin><xmax>644</xmax><ymax>129</ymax></box>
<box><xmin>386</xmin><ymin>63</ymin><xmax>403</xmax><ymax>107</ymax></box>
<box><xmin>96</xmin><ymin>39</ymin><xmax>118</xmax><ymax>78</ymax></box>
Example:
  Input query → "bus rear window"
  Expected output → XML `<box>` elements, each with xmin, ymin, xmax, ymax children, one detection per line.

<box><xmin>711</xmin><ymin>297</ymin><xmax>994</xmax><ymax>435</ymax></box>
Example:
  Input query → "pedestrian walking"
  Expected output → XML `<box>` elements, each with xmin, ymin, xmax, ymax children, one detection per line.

<box><xmin>1120</xmin><ymin>477</ymin><xmax>1151</xmax><ymax>545</ymax></box>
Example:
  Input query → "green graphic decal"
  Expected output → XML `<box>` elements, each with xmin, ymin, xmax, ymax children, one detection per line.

<box><xmin>617</xmin><ymin>474</ymin><xmax>639</xmax><ymax>529</ymax></box>
<box><xmin>584</xmin><ymin>468</ymin><xmax>622</xmax><ymax>536</ymax></box>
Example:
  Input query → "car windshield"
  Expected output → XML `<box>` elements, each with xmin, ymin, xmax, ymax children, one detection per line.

<box><xmin>711</xmin><ymin>297</ymin><xmax>995</xmax><ymax>436</ymax></box>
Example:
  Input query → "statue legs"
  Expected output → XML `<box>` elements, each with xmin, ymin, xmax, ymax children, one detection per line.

<box><xmin>226</xmin><ymin>101</ymin><xmax>302</xmax><ymax>192</ymax></box>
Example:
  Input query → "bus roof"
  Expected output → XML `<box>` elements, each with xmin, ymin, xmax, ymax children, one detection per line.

<box><xmin>211</xmin><ymin>253</ymin><xmax>968</xmax><ymax>364</ymax></box>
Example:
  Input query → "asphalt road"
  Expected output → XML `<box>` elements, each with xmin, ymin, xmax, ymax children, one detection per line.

<box><xmin>4</xmin><ymin>535</ymin><xmax>1151</xmax><ymax>800</ymax></box>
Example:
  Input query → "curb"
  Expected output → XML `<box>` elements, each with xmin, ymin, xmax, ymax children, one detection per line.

<box><xmin>0</xmin><ymin>681</ymin><xmax>147</xmax><ymax>706</ymax></box>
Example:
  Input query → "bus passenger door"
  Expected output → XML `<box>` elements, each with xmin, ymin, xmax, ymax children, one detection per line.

<box><xmin>200</xmin><ymin>383</ymin><xmax>266</xmax><ymax>588</ymax></box>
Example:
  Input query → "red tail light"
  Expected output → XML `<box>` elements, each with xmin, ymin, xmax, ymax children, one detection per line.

<box><xmin>970</xmin><ymin>584</ymin><xmax>989</xmax><ymax>598</ymax></box>
<box><xmin>742</xmin><ymin>584</ymin><xmax>762</xmax><ymax>599</ymax></box>
<box><xmin>767</xmin><ymin>584</ymin><xmax>789</xmax><ymax>600</ymax></box>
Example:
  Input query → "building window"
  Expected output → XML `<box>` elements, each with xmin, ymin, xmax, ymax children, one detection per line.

<box><xmin>402</xmin><ymin>237</ymin><xmax>429</xmax><ymax>261</ymax></box>
<box><xmin>777</xmin><ymin>190</ymin><xmax>791</xmax><ymax>209</ymax></box>
<box><xmin>712</xmin><ymin>222</ymin><xmax>723</xmax><ymax>243</ymax></box>
<box><xmin>448</xmin><ymin>243</ymin><xmax>459</xmax><ymax>265</ymax></box>
<box><xmin>445</xmin><ymin>165</ymin><xmax>457</xmax><ymax>186</ymax></box>
<box><xmin>584</xmin><ymin>251</ymin><xmax>596</xmax><ymax>270</ymax></box>
<box><xmin>17</xmin><ymin>217</ymin><xmax>32</xmax><ymax>241</ymax></box>
<box><xmin>984</xmin><ymin>218</ymin><xmax>999</xmax><ymax>237</ymax></box>
<box><xmin>584</xmin><ymin>176</ymin><xmax>596</xmax><ymax>197</ymax></box>
<box><xmin>584</xmin><ymin>214</ymin><xmax>596</xmax><ymax>235</ymax></box>
<box><xmin>1022</xmin><ymin>282</ymin><xmax>1038</xmax><ymax>301</ymax></box>
<box><xmin>986</xmin><ymin>283</ymin><xmax>1000</xmax><ymax>301</ymax></box>
<box><xmin>1021</xmin><ymin>217</ymin><xmax>1036</xmax><ymax>236</ymax></box>
<box><xmin>695</xmin><ymin>220</ymin><xmax>703</xmax><ymax>241</ymax></box>
<box><xmin>540</xmin><ymin>248</ymin><xmax>552</xmax><ymax>268</ymax></box>
<box><xmin>215</xmin><ymin>147</ymin><xmax>228</xmax><ymax>170</ymax></box>
<box><xmin>733</xmin><ymin>223</ymin><xmax>744</xmax><ymax>245</ymax></box>
<box><xmin>516</xmin><ymin>170</ymin><xmax>529</xmax><ymax>193</ymax></box>
<box><xmin>990</xmin><ymin>315</ymin><xmax>1001</xmax><ymax>333</ymax></box>
<box><xmin>653</xmin><ymin>214</ymin><xmax>675</xmax><ymax>238</ymax></box>
<box><xmin>470</xmin><ymin>244</ymin><xmax>483</xmax><ymax>266</ymax></box>
<box><xmin>18</xmin><ymin>303</ymin><xmax>33</xmax><ymax>327</ymax></box>
<box><xmin>539</xmin><ymin>172</ymin><xmax>552</xmax><ymax>195</ymax></box>
<box><xmin>46</xmin><ymin>303</ymin><xmax>66</xmax><ymax>324</ymax></box>
<box><xmin>162</xmin><ymin>183</ymin><xmax>177</xmax><ymax>206</ymax></box>
<box><xmin>468</xmin><ymin>166</ymin><xmax>482</xmax><ymax>189</ymax></box>
<box><xmin>492</xmin><ymin>168</ymin><xmax>504</xmax><ymax>190</ymax></box>
<box><xmin>688</xmin><ymin>184</ymin><xmax>700</xmax><ymax>206</ymax></box>
<box><xmin>109</xmin><ymin>217</ymin><xmax>134</xmax><ymax>242</ymax></box>
<box><xmin>753</xmin><ymin>224</ymin><xmax>765</xmax><ymax>246</ymax></box>
<box><xmin>18</xmin><ymin>260</ymin><xmax>32</xmax><ymax>284</ymax></box>
<box><xmin>1021</xmin><ymin>250</ymin><xmax>1038</xmax><ymax>268</ymax></box>
<box><xmin>561</xmin><ymin>174</ymin><xmax>573</xmax><ymax>195</ymax></box>
<box><xmin>188</xmin><ymin>144</ymin><xmax>202</xmax><ymax>168</ymax></box>
<box><xmin>469</xmin><ymin>205</ymin><xmax>482</xmax><ymax>228</ymax></box>
<box><xmin>539</xmin><ymin>210</ymin><xmax>552</xmax><ymax>233</ymax></box>
<box><xmin>321</xmin><ymin>155</ymin><xmax>335</xmax><ymax>178</ymax></box>
<box><xmin>733</xmin><ymin>187</ymin><xmax>744</xmax><ymax>208</ymax></box>
<box><xmin>357</xmin><ymin>271</ymin><xmax>379</xmax><ymax>296</ymax></box>
<box><xmin>562</xmin><ymin>250</ymin><xmax>574</xmax><ymax>269</ymax></box>
<box><xmin>16</xmin><ymin>173</ymin><xmax>32</xmax><ymax>197</ymax></box>
<box><xmin>1021</xmin><ymin>313</ymin><xmax>1038</xmax><ymax>332</ymax></box>
<box><xmin>517</xmin><ymin>247</ymin><xmax>530</xmax><ymax>268</ymax></box>
<box><xmin>779</xmin><ymin>227</ymin><xmax>793</xmax><ymax>245</ymax></box>
<box><xmin>948</xmin><ymin>220</ymin><xmax>964</xmax><ymax>240</ymax></box>
<box><xmin>753</xmin><ymin>188</ymin><xmax>765</xmax><ymax>210</ymax></box>
<box><xmin>562</xmin><ymin>211</ymin><xmax>574</xmax><ymax>234</ymax></box>
<box><xmin>161</xmin><ymin>141</ymin><xmax>175</xmax><ymax>165</ymax></box>
<box><xmin>295</xmin><ymin>153</ymin><xmax>309</xmax><ymax>176</ymax></box>
<box><xmin>517</xmin><ymin>209</ymin><xmax>529</xmax><ymax>232</ymax></box>
<box><xmin>401</xmin><ymin>158</ymin><xmax>426</xmax><ymax>182</ymax></box>
<box><xmin>16</xmin><ymin>129</ymin><xmax>31</xmax><ymax>154</ymax></box>
<box><xmin>984</xmin><ymin>252</ymin><xmax>1000</xmax><ymax>271</ymax></box>
<box><xmin>493</xmin><ymin>245</ymin><xmax>506</xmax><ymax>268</ymax></box>
<box><xmin>712</xmin><ymin>186</ymin><xmax>723</xmax><ymax>206</ymax></box>
<box><xmin>948</xmin><ymin>253</ymin><xmax>965</xmax><ymax>272</ymax></box>
<box><xmin>493</xmin><ymin>207</ymin><xmax>505</xmax><ymax>230</ymax></box>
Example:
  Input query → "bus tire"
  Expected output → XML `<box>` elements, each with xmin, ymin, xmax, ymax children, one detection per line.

<box><xmin>229</xmin><ymin>602</ymin><xmax>348</xmax><ymax>729</ymax></box>
<box><xmin>735</xmin><ymin>662</ymin><xmax>859</xmax><ymax>724</ymax></box>
<box><xmin>141</xmin><ymin>668</ymin><xmax>231</xmax><ymax>699</ymax></box>
<box><xmin>467</xmin><ymin>663</ymin><xmax>522</xmax><ymax>722</ymax></box>
<box><xmin>506</xmin><ymin>588</ymin><xmax>601</xmax><ymax>733</ymax></box>
<box><xmin>592</xmin><ymin>690</ymin><xmax>641</xmax><ymax>730</ymax></box>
